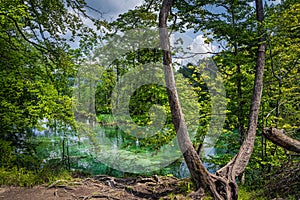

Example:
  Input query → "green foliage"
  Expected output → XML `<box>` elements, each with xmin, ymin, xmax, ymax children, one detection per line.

<box><xmin>97</xmin><ymin>114</ymin><xmax>115</xmax><ymax>124</ymax></box>
<box><xmin>0</xmin><ymin>167</ymin><xmax>37</xmax><ymax>187</ymax></box>
<box><xmin>263</xmin><ymin>1</ymin><xmax>300</xmax><ymax>133</ymax></box>
<box><xmin>0</xmin><ymin>139</ymin><xmax>72</xmax><ymax>186</ymax></box>
<box><xmin>201</xmin><ymin>187</ymin><xmax>267</xmax><ymax>200</ymax></box>
<box><xmin>0</xmin><ymin>0</ymin><xmax>99</xmax><ymax>147</ymax></box>
<box><xmin>110</xmin><ymin>9</ymin><xmax>157</xmax><ymax>31</ymax></box>
<box><xmin>237</xmin><ymin>187</ymin><xmax>267</xmax><ymax>200</ymax></box>
<box><xmin>95</xmin><ymin>69</ymin><xmax>117</xmax><ymax>115</ymax></box>
<box><xmin>0</xmin><ymin>1</ymin><xmax>299</xmax><ymax>199</ymax></box>
<box><xmin>129</xmin><ymin>84</ymin><xmax>169</xmax><ymax>126</ymax></box>
<box><xmin>0</xmin><ymin>166</ymin><xmax>72</xmax><ymax>187</ymax></box>
<box><xmin>178</xmin><ymin>179</ymin><xmax>195</xmax><ymax>195</ymax></box>
<box><xmin>0</xmin><ymin>140</ymin><xmax>16</xmax><ymax>168</ymax></box>
<box><xmin>0</xmin><ymin>0</ymin><xmax>100</xmax><ymax>187</ymax></box>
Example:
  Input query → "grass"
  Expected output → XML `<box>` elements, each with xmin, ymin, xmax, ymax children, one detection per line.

<box><xmin>0</xmin><ymin>166</ymin><xmax>73</xmax><ymax>187</ymax></box>
<box><xmin>238</xmin><ymin>187</ymin><xmax>267</xmax><ymax>200</ymax></box>
<box><xmin>200</xmin><ymin>186</ymin><xmax>267</xmax><ymax>200</ymax></box>
<box><xmin>96</xmin><ymin>114</ymin><xmax>115</xmax><ymax>124</ymax></box>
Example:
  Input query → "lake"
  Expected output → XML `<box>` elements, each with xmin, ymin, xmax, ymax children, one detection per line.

<box><xmin>32</xmin><ymin>124</ymin><xmax>195</xmax><ymax>178</ymax></box>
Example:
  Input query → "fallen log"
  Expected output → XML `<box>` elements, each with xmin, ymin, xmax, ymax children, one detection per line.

<box><xmin>263</xmin><ymin>127</ymin><xmax>300</xmax><ymax>153</ymax></box>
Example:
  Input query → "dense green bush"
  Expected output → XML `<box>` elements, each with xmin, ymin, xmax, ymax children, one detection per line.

<box><xmin>0</xmin><ymin>140</ymin><xmax>72</xmax><ymax>186</ymax></box>
<box><xmin>0</xmin><ymin>140</ymin><xmax>16</xmax><ymax>167</ymax></box>
<box><xmin>0</xmin><ymin>166</ymin><xmax>72</xmax><ymax>187</ymax></box>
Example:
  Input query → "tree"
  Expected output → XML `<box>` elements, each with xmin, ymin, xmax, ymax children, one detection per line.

<box><xmin>175</xmin><ymin>0</ymin><xmax>257</xmax><ymax>145</ymax></box>
<box><xmin>0</xmin><ymin>0</ymin><xmax>99</xmax><ymax>147</ymax></box>
<box><xmin>159</xmin><ymin>0</ymin><xmax>266</xmax><ymax>198</ymax></box>
<box><xmin>261</xmin><ymin>1</ymin><xmax>300</xmax><ymax>153</ymax></box>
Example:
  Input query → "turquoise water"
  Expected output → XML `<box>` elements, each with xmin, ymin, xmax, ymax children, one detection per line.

<box><xmin>33</xmin><ymin>125</ymin><xmax>190</xmax><ymax>178</ymax></box>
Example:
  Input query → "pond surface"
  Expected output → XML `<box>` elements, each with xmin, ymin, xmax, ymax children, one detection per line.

<box><xmin>32</xmin><ymin>117</ymin><xmax>219</xmax><ymax>178</ymax></box>
<box><xmin>33</xmin><ymin>124</ymin><xmax>194</xmax><ymax>178</ymax></box>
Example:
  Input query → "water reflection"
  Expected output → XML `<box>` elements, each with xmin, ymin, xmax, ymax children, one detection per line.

<box><xmin>33</xmin><ymin>122</ymin><xmax>215</xmax><ymax>178</ymax></box>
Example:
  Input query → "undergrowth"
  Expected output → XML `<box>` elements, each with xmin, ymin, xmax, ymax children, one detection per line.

<box><xmin>0</xmin><ymin>166</ymin><xmax>72</xmax><ymax>187</ymax></box>
<box><xmin>0</xmin><ymin>140</ymin><xmax>73</xmax><ymax>187</ymax></box>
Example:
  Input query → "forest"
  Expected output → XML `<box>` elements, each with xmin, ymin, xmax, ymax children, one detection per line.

<box><xmin>0</xmin><ymin>0</ymin><xmax>299</xmax><ymax>199</ymax></box>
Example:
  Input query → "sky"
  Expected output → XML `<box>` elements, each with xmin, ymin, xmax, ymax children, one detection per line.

<box><xmin>80</xmin><ymin>0</ymin><xmax>284</xmax><ymax>67</ymax></box>
<box><xmin>84</xmin><ymin>0</ymin><xmax>280</xmax><ymax>20</ymax></box>
<box><xmin>81</xmin><ymin>0</ymin><xmax>216</xmax><ymax>67</ymax></box>
<box><xmin>85</xmin><ymin>0</ymin><xmax>144</xmax><ymax>20</ymax></box>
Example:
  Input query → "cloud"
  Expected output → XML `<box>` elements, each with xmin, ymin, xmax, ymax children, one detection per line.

<box><xmin>189</xmin><ymin>35</ymin><xmax>214</xmax><ymax>55</ymax></box>
<box><xmin>85</xmin><ymin>0</ymin><xmax>144</xmax><ymax>20</ymax></box>
<box><xmin>172</xmin><ymin>32</ymin><xmax>217</xmax><ymax>68</ymax></box>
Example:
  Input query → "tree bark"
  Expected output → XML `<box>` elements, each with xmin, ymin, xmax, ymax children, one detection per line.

<box><xmin>263</xmin><ymin>127</ymin><xmax>300</xmax><ymax>153</ymax></box>
<box><xmin>217</xmin><ymin>0</ymin><xmax>266</xmax><ymax>179</ymax></box>
<box><xmin>158</xmin><ymin>0</ymin><xmax>266</xmax><ymax>199</ymax></box>
<box><xmin>159</xmin><ymin>1</ymin><xmax>238</xmax><ymax>199</ymax></box>
<box><xmin>159</xmin><ymin>0</ymin><xmax>213</xmax><ymax>194</ymax></box>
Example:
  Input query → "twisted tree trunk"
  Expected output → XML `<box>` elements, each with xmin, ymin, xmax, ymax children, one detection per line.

<box><xmin>158</xmin><ymin>0</ymin><xmax>266</xmax><ymax>199</ymax></box>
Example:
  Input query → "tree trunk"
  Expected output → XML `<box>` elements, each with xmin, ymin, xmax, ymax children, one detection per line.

<box><xmin>159</xmin><ymin>0</ymin><xmax>213</xmax><ymax>195</ymax></box>
<box><xmin>263</xmin><ymin>127</ymin><xmax>300</xmax><ymax>153</ymax></box>
<box><xmin>158</xmin><ymin>0</ymin><xmax>266</xmax><ymax>199</ymax></box>
<box><xmin>217</xmin><ymin>0</ymin><xmax>266</xmax><ymax>179</ymax></box>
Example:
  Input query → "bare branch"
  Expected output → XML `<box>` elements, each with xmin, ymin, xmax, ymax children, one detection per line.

<box><xmin>173</xmin><ymin>51</ymin><xmax>219</xmax><ymax>59</ymax></box>
<box><xmin>85</xmin><ymin>4</ymin><xmax>103</xmax><ymax>17</ymax></box>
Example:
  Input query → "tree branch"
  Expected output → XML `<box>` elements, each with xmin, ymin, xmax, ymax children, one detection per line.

<box><xmin>263</xmin><ymin>127</ymin><xmax>300</xmax><ymax>153</ymax></box>
<box><xmin>0</xmin><ymin>13</ymin><xmax>48</xmax><ymax>51</ymax></box>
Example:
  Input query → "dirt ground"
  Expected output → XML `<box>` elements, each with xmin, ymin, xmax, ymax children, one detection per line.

<box><xmin>0</xmin><ymin>176</ymin><xmax>195</xmax><ymax>200</ymax></box>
